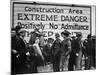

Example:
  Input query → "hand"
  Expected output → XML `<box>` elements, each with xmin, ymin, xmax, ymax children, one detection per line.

<box><xmin>12</xmin><ymin>50</ymin><xmax>17</xmax><ymax>54</ymax></box>
<box><xmin>26</xmin><ymin>52</ymin><xmax>30</xmax><ymax>56</ymax></box>
<box><xmin>16</xmin><ymin>54</ymin><xmax>20</xmax><ymax>58</ymax></box>
<box><xmin>76</xmin><ymin>53</ymin><xmax>79</xmax><ymax>56</ymax></box>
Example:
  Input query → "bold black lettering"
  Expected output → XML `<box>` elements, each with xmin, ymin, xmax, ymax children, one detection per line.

<box><xmin>18</xmin><ymin>13</ymin><xmax>23</xmax><ymax>20</ymax></box>
<box><xmin>24</xmin><ymin>14</ymin><xmax>29</xmax><ymax>20</ymax></box>
<box><xmin>48</xmin><ymin>31</ymin><xmax>53</xmax><ymax>37</ymax></box>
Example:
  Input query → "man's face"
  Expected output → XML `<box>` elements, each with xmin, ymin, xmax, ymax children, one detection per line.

<box><xmin>20</xmin><ymin>32</ymin><xmax>26</xmax><ymax>37</ymax></box>
<box><xmin>72</xmin><ymin>37</ymin><xmax>75</xmax><ymax>40</ymax></box>
<box><xmin>78</xmin><ymin>36</ymin><xmax>82</xmax><ymax>40</ymax></box>
<box><xmin>55</xmin><ymin>36</ymin><xmax>59</xmax><ymax>39</ymax></box>
<box><xmin>61</xmin><ymin>34</ymin><xmax>65</xmax><ymax>39</ymax></box>
<box><xmin>48</xmin><ymin>39</ymin><xmax>53</xmax><ymax>44</ymax></box>
<box><xmin>50</xmin><ymin>40</ymin><xmax>53</xmax><ymax>44</ymax></box>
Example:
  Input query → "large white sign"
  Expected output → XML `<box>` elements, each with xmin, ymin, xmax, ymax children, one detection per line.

<box><xmin>12</xmin><ymin>2</ymin><xmax>91</xmax><ymax>42</ymax></box>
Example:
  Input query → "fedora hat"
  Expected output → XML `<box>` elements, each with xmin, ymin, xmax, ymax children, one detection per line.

<box><xmin>61</xmin><ymin>30</ymin><xmax>71</xmax><ymax>35</ymax></box>
<box><xmin>76</xmin><ymin>32</ymin><xmax>82</xmax><ymax>37</ymax></box>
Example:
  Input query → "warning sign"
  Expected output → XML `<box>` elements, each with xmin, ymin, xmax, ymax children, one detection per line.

<box><xmin>12</xmin><ymin>1</ymin><xmax>91</xmax><ymax>42</ymax></box>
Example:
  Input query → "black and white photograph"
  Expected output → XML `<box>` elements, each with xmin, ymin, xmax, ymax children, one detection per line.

<box><xmin>11</xmin><ymin>0</ymin><xmax>96</xmax><ymax>75</ymax></box>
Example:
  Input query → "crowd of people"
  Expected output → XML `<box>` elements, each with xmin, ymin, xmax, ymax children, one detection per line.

<box><xmin>11</xmin><ymin>26</ymin><xmax>96</xmax><ymax>75</ymax></box>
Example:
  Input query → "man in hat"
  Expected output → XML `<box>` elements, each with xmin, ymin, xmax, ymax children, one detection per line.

<box><xmin>74</xmin><ymin>32</ymin><xmax>83</xmax><ymax>70</ymax></box>
<box><xmin>60</xmin><ymin>30</ymin><xmax>72</xmax><ymax>71</ymax></box>
<box><xmin>11</xmin><ymin>28</ymin><xmax>19</xmax><ymax>74</ymax></box>
<box><xmin>11</xmin><ymin>27</ymin><xmax>26</xmax><ymax>74</ymax></box>
<box><xmin>52</xmin><ymin>33</ymin><xmax>62</xmax><ymax>72</ymax></box>
<box><xmin>15</xmin><ymin>26</ymin><xmax>22</xmax><ymax>37</ymax></box>
<box><xmin>43</xmin><ymin>38</ymin><xmax>54</xmax><ymax>65</ymax></box>
<box><xmin>28</xmin><ymin>29</ymin><xmax>45</xmax><ymax>73</ymax></box>
<box><xmin>14</xmin><ymin>29</ymin><xmax>28</xmax><ymax>74</ymax></box>
<box><xmin>83</xmin><ymin>34</ymin><xmax>94</xmax><ymax>70</ymax></box>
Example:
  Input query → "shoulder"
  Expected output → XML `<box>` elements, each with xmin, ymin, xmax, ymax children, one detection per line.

<box><xmin>64</xmin><ymin>38</ymin><xmax>71</xmax><ymax>43</ymax></box>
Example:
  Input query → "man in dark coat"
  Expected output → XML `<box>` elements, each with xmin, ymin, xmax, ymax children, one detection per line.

<box><xmin>43</xmin><ymin>38</ymin><xmax>54</xmax><ymax>64</ymax></box>
<box><xmin>84</xmin><ymin>34</ymin><xmax>94</xmax><ymax>70</ymax></box>
<box><xmin>68</xmin><ymin>36</ymin><xmax>76</xmax><ymax>71</ymax></box>
<box><xmin>74</xmin><ymin>33</ymin><xmax>83</xmax><ymax>70</ymax></box>
<box><xmin>52</xmin><ymin>33</ymin><xmax>62</xmax><ymax>72</ymax></box>
<box><xmin>13</xmin><ymin>29</ymin><xmax>27</xmax><ymax>74</ymax></box>
<box><xmin>60</xmin><ymin>30</ymin><xmax>72</xmax><ymax>71</ymax></box>
<box><xmin>11</xmin><ymin>28</ymin><xmax>19</xmax><ymax>74</ymax></box>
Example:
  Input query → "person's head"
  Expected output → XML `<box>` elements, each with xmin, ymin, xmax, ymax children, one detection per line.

<box><xmin>76</xmin><ymin>33</ymin><xmax>82</xmax><ymax>40</ymax></box>
<box><xmin>29</xmin><ymin>31</ymin><xmax>36</xmax><ymax>44</ymax></box>
<box><xmin>71</xmin><ymin>36</ymin><xmax>76</xmax><ymax>40</ymax></box>
<box><xmin>55</xmin><ymin>33</ymin><xmax>60</xmax><ymax>39</ymax></box>
<box><xmin>35</xmin><ymin>37</ymin><xmax>40</xmax><ymax>44</ymax></box>
<box><xmin>15</xmin><ymin>26</ymin><xmax>22</xmax><ymax>34</ymax></box>
<box><xmin>19</xmin><ymin>29</ymin><xmax>26</xmax><ymax>38</ymax></box>
<box><xmin>48</xmin><ymin>38</ymin><xmax>54</xmax><ymax>44</ymax></box>
<box><xmin>11</xmin><ymin>28</ymin><xmax>16</xmax><ymax>37</ymax></box>
<box><xmin>61</xmin><ymin>30</ymin><xmax>70</xmax><ymax>39</ymax></box>
<box><xmin>87</xmin><ymin>34</ymin><xmax>91</xmax><ymax>40</ymax></box>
